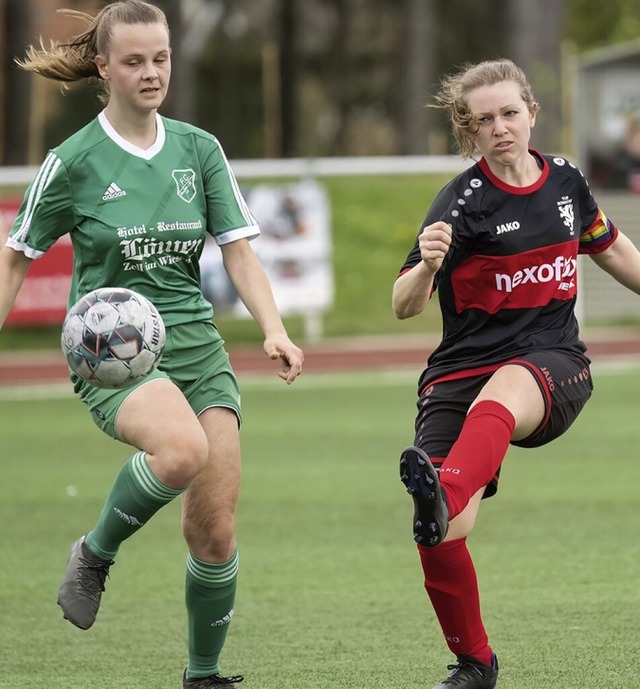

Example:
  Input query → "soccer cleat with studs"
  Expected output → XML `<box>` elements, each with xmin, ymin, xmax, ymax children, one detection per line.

<box><xmin>399</xmin><ymin>446</ymin><xmax>449</xmax><ymax>547</ymax></box>
<box><xmin>431</xmin><ymin>654</ymin><xmax>499</xmax><ymax>688</ymax></box>
<box><xmin>183</xmin><ymin>670</ymin><xmax>244</xmax><ymax>688</ymax></box>
<box><xmin>57</xmin><ymin>536</ymin><xmax>114</xmax><ymax>630</ymax></box>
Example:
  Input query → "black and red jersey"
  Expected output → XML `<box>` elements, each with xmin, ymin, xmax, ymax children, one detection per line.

<box><xmin>399</xmin><ymin>150</ymin><xmax>618</xmax><ymax>387</ymax></box>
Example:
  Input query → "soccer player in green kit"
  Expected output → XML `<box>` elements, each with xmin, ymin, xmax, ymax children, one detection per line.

<box><xmin>0</xmin><ymin>2</ymin><xmax>303</xmax><ymax>687</ymax></box>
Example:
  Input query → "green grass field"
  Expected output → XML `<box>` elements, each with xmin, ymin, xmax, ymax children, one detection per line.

<box><xmin>1</xmin><ymin>365</ymin><xmax>639</xmax><ymax>689</ymax></box>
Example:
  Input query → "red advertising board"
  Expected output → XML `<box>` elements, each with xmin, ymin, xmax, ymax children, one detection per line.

<box><xmin>1</xmin><ymin>199</ymin><xmax>73</xmax><ymax>326</ymax></box>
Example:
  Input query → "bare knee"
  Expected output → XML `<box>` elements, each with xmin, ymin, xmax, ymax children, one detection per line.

<box><xmin>183</xmin><ymin>509</ymin><xmax>236</xmax><ymax>562</ymax></box>
<box><xmin>147</xmin><ymin>429</ymin><xmax>210</xmax><ymax>489</ymax></box>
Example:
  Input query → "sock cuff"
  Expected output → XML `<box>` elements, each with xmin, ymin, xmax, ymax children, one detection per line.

<box><xmin>130</xmin><ymin>451</ymin><xmax>184</xmax><ymax>502</ymax></box>
<box><xmin>187</xmin><ymin>550</ymin><xmax>239</xmax><ymax>586</ymax></box>
<box><xmin>417</xmin><ymin>536</ymin><xmax>466</xmax><ymax>557</ymax></box>
<box><xmin>467</xmin><ymin>400</ymin><xmax>516</xmax><ymax>431</ymax></box>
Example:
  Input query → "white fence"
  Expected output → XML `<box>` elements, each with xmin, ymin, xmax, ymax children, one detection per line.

<box><xmin>0</xmin><ymin>155</ymin><xmax>470</xmax><ymax>187</ymax></box>
<box><xmin>0</xmin><ymin>156</ymin><xmax>469</xmax><ymax>341</ymax></box>
<box><xmin>3</xmin><ymin>156</ymin><xmax>637</xmax><ymax>332</ymax></box>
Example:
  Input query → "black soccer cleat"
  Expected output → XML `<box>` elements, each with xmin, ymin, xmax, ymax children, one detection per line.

<box><xmin>432</xmin><ymin>654</ymin><xmax>499</xmax><ymax>688</ymax></box>
<box><xmin>57</xmin><ymin>536</ymin><xmax>114</xmax><ymax>630</ymax></box>
<box><xmin>183</xmin><ymin>670</ymin><xmax>244</xmax><ymax>688</ymax></box>
<box><xmin>399</xmin><ymin>446</ymin><xmax>449</xmax><ymax>547</ymax></box>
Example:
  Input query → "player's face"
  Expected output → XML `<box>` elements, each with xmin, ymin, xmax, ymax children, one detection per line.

<box><xmin>96</xmin><ymin>22</ymin><xmax>171</xmax><ymax>115</ymax></box>
<box><xmin>466</xmin><ymin>80</ymin><xmax>536</xmax><ymax>166</ymax></box>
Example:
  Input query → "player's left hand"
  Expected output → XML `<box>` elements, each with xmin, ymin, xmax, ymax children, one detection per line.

<box><xmin>264</xmin><ymin>334</ymin><xmax>304</xmax><ymax>384</ymax></box>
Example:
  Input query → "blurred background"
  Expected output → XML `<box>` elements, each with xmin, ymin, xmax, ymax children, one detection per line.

<box><xmin>1</xmin><ymin>0</ymin><xmax>640</xmax><ymax>346</ymax></box>
<box><xmin>3</xmin><ymin>0</ymin><xmax>640</xmax><ymax>162</ymax></box>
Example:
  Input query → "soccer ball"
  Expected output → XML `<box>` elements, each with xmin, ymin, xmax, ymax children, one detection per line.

<box><xmin>61</xmin><ymin>287</ymin><xmax>166</xmax><ymax>389</ymax></box>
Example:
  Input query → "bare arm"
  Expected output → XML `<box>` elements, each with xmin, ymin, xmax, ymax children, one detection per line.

<box><xmin>589</xmin><ymin>231</ymin><xmax>640</xmax><ymax>294</ymax></box>
<box><xmin>220</xmin><ymin>238</ymin><xmax>303</xmax><ymax>384</ymax></box>
<box><xmin>392</xmin><ymin>221</ymin><xmax>452</xmax><ymax>319</ymax></box>
<box><xmin>0</xmin><ymin>246</ymin><xmax>32</xmax><ymax>329</ymax></box>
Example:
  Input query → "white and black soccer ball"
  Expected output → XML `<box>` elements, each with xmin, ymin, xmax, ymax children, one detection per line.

<box><xmin>61</xmin><ymin>287</ymin><xmax>166</xmax><ymax>389</ymax></box>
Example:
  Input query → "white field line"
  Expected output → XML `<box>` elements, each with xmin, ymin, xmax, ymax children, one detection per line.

<box><xmin>0</xmin><ymin>357</ymin><xmax>639</xmax><ymax>401</ymax></box>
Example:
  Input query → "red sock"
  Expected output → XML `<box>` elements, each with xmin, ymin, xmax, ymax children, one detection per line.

<box><xmin>439</xmin><ymin>400</ymin><xmax>515</xmax><ymax>519</ymax></box>
<box><xmin>418</xmin><ymin>538</ymin><xmax>492</xmax><ymax>665</ymax></box>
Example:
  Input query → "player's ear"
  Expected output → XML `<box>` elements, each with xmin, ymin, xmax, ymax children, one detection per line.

<box><xmin>95</xmin><ymin>55</ymin><xmax>109</xmax><ymax>80</ymax></box>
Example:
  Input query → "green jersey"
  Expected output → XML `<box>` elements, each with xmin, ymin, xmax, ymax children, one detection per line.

<box><xmin>8</xmin><ymin>111</ymin><xmax>259</xmax><ymax>328</ymax></box>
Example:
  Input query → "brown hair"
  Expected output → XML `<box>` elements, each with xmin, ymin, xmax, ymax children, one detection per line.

<box><xmin>15</xmin><ymin>0</ymin><xmax>168</xmax><ymax>104</ymax></box>
<box><xmin>432</xmin><ymin>58</ymin><xmax>540</xmax><ymax>159</ymax></box>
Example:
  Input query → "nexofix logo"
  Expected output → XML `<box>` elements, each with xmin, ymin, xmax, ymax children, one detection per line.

<box><xmin>495</xmin><ymin>256</ymin><xmax>577</xmax><ymax>293</ymax></box>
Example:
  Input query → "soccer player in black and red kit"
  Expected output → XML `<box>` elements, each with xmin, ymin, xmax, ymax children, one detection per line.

<box><xmin>394</xmin><ymin>59</ymin><xmax>640</xmax><ymax>689</ymax></box>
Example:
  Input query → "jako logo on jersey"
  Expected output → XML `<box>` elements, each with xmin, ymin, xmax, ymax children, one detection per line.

<box><xmin>102</xmin><ymin>182</ymin><xmax>127</xmax><ymax>201</ymax></box>
<box><xmin>496</xmin><ymin>221</ymin><xmax>520</xmax><ymax>235</ymax></box>
<box><xmin>495</xmin><ymin>256</ymin><xmax>576</xmax><ymax>293</ymax></box>
<box><xmin>557</xmin><ymin>196</ymin><xmax>575</xmax><ymax>235</ymax></box>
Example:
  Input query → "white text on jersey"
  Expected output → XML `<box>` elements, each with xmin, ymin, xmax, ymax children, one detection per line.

<box><xmin>496</xmin><ymin>221</ymin><xmax>521</xmax><ymax>235</ymax></box>
<box><xmin>495</xmin><ymin>256</ymin><xmax>577</xmax><ymax>293</ymax></box>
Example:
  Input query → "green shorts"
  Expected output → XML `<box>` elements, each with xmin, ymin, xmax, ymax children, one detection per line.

<box><xmin>74</xmin><ymin>321</ymin><xmax>242</xmax><ymax>439</ymax></box>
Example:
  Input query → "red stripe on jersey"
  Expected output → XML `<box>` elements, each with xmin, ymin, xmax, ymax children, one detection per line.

<box><xmin>451</xmin><ymin>239</ymin><xmax>580</xmax><ymax>314</ymax></box>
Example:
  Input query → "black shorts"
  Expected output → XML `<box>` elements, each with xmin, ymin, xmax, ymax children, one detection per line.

<box><xmin>412</xmin><ymin>350</ymin><xmax>593</xmax><ymax>498</ymax></box>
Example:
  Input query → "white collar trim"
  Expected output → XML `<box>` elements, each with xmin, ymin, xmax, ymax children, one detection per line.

<box><xmin>98</xmin><ymin>110</ymin><xmax>165</xmax><ymax>159</ymax></box>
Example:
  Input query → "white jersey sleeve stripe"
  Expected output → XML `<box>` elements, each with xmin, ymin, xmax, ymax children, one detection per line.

<box><xmin>216</xmin><ymin>225</ymin><xmax>260</xmax><ymax>245</ymax></box>
<box><xmin>13</xmin><ymin>152</ymin><xmax>62</xmax><ymax>243</ymax></box>
<box><xmin>5</xmin><ymin>235</ymin><xmax>46</xmax><ymax>259</ymax></box>
<box><xmin>216</xmin><ymin>141</ymin><xmax>258</xmax><ymax>228</ymax></box>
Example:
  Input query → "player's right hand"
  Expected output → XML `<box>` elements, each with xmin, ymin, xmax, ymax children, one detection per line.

<box><xmin>418</xmin><ymin>221</ymin><xmax>452</xmax><ymax>273</ymax></box>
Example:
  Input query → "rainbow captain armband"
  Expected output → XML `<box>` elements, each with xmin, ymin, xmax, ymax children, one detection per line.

<box><xmin>579</xmin><ymin>209</ymin><xmax>618</xmax><ymax>254</ymax></box>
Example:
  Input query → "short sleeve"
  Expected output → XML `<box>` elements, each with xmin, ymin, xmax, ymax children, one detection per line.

<box><xmin>201</xmin><ymin>138</ymin><xmax>260</xmax><ymax>245</ymax></box>
<box><xmin>6</xmin><ymin>152</ymin><xmax>76</xmax><ymax>259</ymax></box>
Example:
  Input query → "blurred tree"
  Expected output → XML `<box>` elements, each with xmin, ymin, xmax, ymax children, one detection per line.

<box><xmin>568</xmin><ymin>0</ymin><xmax>640</xmax><ymax>50</ymax></box>
<box><xmin>399</xmin><ymin>0</ymin><xmax>437</xmax><ymax>154</ymax></box>
<box><xmin>279</xmin><ymin>0</ymin><xmax>298</xmax><ymax>156</ymax></box>
<box><xmin>1</xmin><ymin>0</ymin><xmax>33</xmax><ymax>164</ymax></box>
<box><xmin>505</xmin><ymin>0</ymin><xmax>567</xmax><ymax>153</ymax></box>
<box><xmin>435</xmin><ymin>0</ymin><xmax>507</xmax><ymax>68</ymax></box>
<box><xmin>153</xmin><ymin>0</ymin><xmax>183</xmax><ymax>120</ymax></box>
<box><xmin>3</xmin><ymin>0</ymin><xmax>640</xmax><ymax>163</ymax></box>
<box><xmin>194</xmin><ymin>2</ymin><xmax>264</xmax><ymax>158</ymax></box>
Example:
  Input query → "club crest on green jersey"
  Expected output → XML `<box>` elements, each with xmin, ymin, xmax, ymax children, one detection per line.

<box><xmin>172</xmin><ymin>169</ymin><xmax>197</xmax><ymax>203</ymax></box>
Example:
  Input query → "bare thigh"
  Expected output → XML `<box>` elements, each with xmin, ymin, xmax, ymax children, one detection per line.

<box><xmin>115</xmin><ymin>378</ymin><xmax>209</xmax><ymax>489</ymax></box>
<box><xmin>472</xmin><ymin>363</ymin><xmax>546</xmax><ymax>441</ymax></box>
<box><xmin>181</xmin><ymin>406</ymin><xmax>241</xmax><ymax>562</ymax></box>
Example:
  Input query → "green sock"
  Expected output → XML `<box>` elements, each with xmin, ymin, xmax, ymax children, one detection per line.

<box><xmin>86</xmin><ymin>451</ymin><xmax>184</xmax><ymax>559</ymax></box>
<box><xmin>185</xmin><ymin>550</ymin><xmax>239</xmax><ymax>678</ymax></box>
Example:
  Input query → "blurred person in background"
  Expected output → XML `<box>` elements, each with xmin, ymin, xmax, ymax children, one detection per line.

<box><xmin>0</xmin><ymin>2</ymin><xmax>303</xmax><ymax>688</ymax></box>
<box><xmin>393</xmin><ymin>58</ymin><xmax>640</xmax><ymax>689</ymax></box>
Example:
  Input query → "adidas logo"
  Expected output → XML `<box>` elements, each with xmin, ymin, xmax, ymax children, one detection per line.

<box><xmin>210</xmin><ymin>609</ymin><xmax>234</xmax><ymax>627</ymax></box>
<box><xmin>102</xmin><ymin>182</ymin><xmax>127</xmax><ymax>201</ymax></box>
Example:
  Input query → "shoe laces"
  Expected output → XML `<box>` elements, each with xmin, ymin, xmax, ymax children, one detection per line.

<box><xmin>210</xmin><ymin>675</ymin><xmax>244</xmax><ymax>686</ymax></box>
<box><xmin>76</xmin><ymin>550</ymin><xmax>113</xmax><ymax>600</ymax></box>
<box><xmin>186</xmin><ymin>673</ymin><xmax>244</xmax><ymax>687</ymax></box>
<box><xmin>442</xmin><ymin>659</ymin><xmax>486</xmax><ymax>686</ymax></box>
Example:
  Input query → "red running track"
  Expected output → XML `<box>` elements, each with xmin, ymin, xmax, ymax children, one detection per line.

<box><xmin>1</xmin><ymin>331</ymin><xmax>640</xmax><ymax>386</ymax></box>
